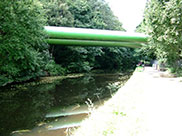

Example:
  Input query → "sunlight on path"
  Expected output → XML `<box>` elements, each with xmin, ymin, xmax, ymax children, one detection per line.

<box><xmin>142</xmin><ymin>67</ymin><xmax>182</xmax><ymax>136</ymax></box>
<box><xmin>73</xmin><ymin>67</ymin><xmax>182</xmax><ymax>136</ymax></box>
<box><xmin>116</xmin><ymin>67</ymin><xmax>182</xmax><ymax>136</ymax></box>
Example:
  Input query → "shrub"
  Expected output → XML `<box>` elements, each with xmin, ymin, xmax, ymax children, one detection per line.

<box><xmin>0</xmin><ymin>0</ymin><xmax>48</xmax><ymax>86</ymax></box>
<box><xmin>143</xmin><ymin>0</ymin><xmax>182</xmax><ymax>72</ymax></box>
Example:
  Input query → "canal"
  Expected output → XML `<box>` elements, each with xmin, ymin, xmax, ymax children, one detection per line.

<box><xmin>0</xmin><ymin>73</ymin><xmax>131</xmax><ymax>136</ymax></box>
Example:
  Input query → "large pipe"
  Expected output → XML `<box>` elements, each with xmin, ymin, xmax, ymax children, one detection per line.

<box><xmin>45</xmin><ymin>26</ymin><xmax>148</xmax><ymax>43</ymax></box>
<box><xmin>47</xmin><ymin>39</ymin><xmax>144</xmax><ymax>48</ymax></box>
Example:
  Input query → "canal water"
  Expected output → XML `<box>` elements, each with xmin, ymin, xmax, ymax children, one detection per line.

<box><xmin>0</xmin><ymin>73</ymin><xmax>131</xmax><ymax>136</ymax></box>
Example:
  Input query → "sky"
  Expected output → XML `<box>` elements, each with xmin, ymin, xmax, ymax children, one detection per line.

<box><xmin>106</xmin><ymin>0</ymin><xmax>147</xmax><ymax>32</ymax></box>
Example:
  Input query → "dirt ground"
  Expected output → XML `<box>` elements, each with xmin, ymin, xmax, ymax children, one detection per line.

<box><xmin>115</xmin><ymin>66</ymin><xmax>182</xmax><ymax>136</ymax></box>
<box><xmin>73</xmin><ymin>66</ymin><xmax>182</xmax><ymax>136</ymax></box>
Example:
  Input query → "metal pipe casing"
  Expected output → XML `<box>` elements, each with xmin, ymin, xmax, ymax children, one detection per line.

<box><xmin>47</xmin><ymin>39</ymin><xmax>145</xmax><ymax>48</ymax></box>
<box><xmin>45</xmin><ymin>26</ymin><xmax>148</xmax><ymax>43</ymax></box>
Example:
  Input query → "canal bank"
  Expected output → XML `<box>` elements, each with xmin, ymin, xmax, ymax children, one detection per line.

<box><xmin>72</xmin><ymin>67</ymin><xmax>182</xmax><ymax>136</ymax></box>
<box><xmin>0</xmin><ymin>72</ymin><xmax>131</xmax><ymax>136</ymax></box>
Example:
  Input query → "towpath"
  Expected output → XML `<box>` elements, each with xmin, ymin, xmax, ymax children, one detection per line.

<box><xmin>73</xmin><ymin>67</ymin><xmax>182</xmax><ymax>136</ymax></box>
<box><xmin>115</xmin><ymin>66</ymin><xmax>182</xmax><ymax>136</ymax></box>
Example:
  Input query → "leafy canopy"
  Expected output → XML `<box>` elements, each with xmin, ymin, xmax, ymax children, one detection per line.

<box><xmin>45</xmin><ymin>0</ymin><xmax>136</xmax><ymax>72</ymax></box>
<box><xmin>141</xmin><ymin>0</ymin><xmax>182</xmax><ymax>72</ymax></box>
<box><xmin>0</xmin><ymin>0</ymin><xmax>49</xmax><ymax>86</ymax></box>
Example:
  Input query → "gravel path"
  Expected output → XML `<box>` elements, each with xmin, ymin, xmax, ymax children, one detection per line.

<box><xmin>117</xmin><ymin>67</ymin><xmax>182</xmax><ymax>136</ymax></box>
<box><xmin>73</xmin><ymin>67</ymin><xmax>182</xmax><ymax>136</ymax></box>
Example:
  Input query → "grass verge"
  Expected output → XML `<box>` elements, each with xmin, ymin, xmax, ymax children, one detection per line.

<box><xmin>70</xmin><ymin>70</ymin><xmax>147</xmax><ymax>136</ymax></box>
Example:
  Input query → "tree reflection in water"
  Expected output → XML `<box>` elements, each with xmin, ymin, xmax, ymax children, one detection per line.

<box><xmin>0</xmin><ymin>73</ymin><xmax>130</xmax><ymax>136</ymax></box>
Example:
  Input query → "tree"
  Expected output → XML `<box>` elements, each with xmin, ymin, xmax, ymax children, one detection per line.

<box><xmin>88</xmin><ymin>0</ymin><xmax>124</xmax><ymax>31</ymax></box>
<box><xmin>42</xmin><ymin>0</ymin><xmax>74</xmax><ymax>27</ymax></box>
<box><xmin>0</xmin><ymin>0</ymin><xmax>49</xmax><ymax>86</ymax></box>
<box><xmin>67</xmin><ymin>0</ymin><xmax>124</xmax><ymax>30</ymax></box>
<box><xmin>143</xmin><ymin>0</ymin><xmax>182</xmax><ymax>72</ymax></box>
<box><xmin>44</xmin><ymin>0</ymin><xmax>136</xmax><ymax>73</ymax></box>
<box><xmin>95</xmin><ymin>47</ymin><xmax>137</xmax><ymax>71</ymax></box>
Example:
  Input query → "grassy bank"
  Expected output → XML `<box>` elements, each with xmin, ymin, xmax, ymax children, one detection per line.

<box><xmin>70</xmin><ymin>67</ymin><xmax>182</xmax><ymax>136</ymax></box>
<box><xmin>70</xmin><ymin>69</ymin><xmax>147</xmax><ymax>136</ymax></box>
<box><xmin>2</xmin><ymin>70</ymin><xmax>132</xmax><ymax>91</ymax></box>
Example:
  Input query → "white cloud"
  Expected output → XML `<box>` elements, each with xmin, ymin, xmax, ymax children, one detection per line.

<box><xmin>106</xmin><ymin>0</ymin><xmax>147</xmax><ymax>32</ymax></box>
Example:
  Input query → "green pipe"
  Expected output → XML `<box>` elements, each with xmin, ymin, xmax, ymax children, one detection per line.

<box><xmin>45</xmin><ymin>26</ymin><xmax>148</xmax><ymax>43</ymax></box>
<box><xmin>47</xmin><ymin>39</ymin><xmax>144</xmax><ymax>48</ymax></box>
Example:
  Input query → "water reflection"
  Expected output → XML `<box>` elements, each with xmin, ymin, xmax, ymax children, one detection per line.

<box><xmin>0</xmin><ymin>83</ymin><xmax>56</xmax><ymax>136</ymax></box>
<box><xmin>0</xmin><ymin>73</ymin><xmax>130</xmax><ymax>136</ymax></box>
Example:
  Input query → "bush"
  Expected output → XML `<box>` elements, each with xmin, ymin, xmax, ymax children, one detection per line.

<box><xmin>0</xmin><ymin>0</ymin><xmax>48</xmax><ymax>86</ymax></box>
<box><xmin>143</xmin><ymin>0</ymin><xmax>182</xmax><ymax>72</ymax></box>
<box><xmin>45</xmin><ymin>60</ymin><xmax>66</xmax><ymax>76</ymax></box>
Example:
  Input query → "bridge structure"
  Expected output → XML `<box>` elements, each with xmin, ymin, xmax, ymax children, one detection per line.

<box><xmin>45</xmin><ymin>26</ymin><xmax>148</xmax><ymax>48</ymax></box>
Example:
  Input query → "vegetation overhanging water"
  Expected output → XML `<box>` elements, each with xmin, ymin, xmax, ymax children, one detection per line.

<box><xmin>0</xmin><ymin>72</ymin><xmax>132</xmax><ymax>136</ymax></box>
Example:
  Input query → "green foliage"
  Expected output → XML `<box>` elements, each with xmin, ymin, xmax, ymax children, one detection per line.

<box><xmin>142</xmin><ymin>0</ymin><xmax>182</xmax><ymax>72</ymax></box>
<box><xmin>53</xmin><ymin>46</ymin><xmax>97</xmax><ymax>73</ymax></box>
<box><xmin>0</xmin><ymin>0</ymin><xmax>50</xmax><ymax>86</ymax></box>
<box><xmin>68</xmin><ymin>0</ymin><xmax>93</xmax><ymax>28</ymax></box>
<box><xmin>0</xmin><ymin>0</ymin><xmax>138</xmax><ymax>87</ymax></box>
<box><xmin>0</xmin><ymin>83</ymin><xmax>56</xmax><ymax>135</ymax></box>
<box><xmin>45</xmin><ymin>60</ymin><xmax>66</xmax><ymax>75</ymax></box>
<box><xmin>89</xmin><ymin>0</ymin><xmax>124</xmax><ymax>31</ymax></box>
<box><xmin>44</xmin><ymin>0</ymin><xmax>136</xmax><ymax>73</ymax></box>
<box><xmin>42</xmin><ymin>0</ymin><xmax>74</xmax><ymax>27</ymax></box>
<box><xmin>96</xmin><ymin>47</ymin><xmax>137</xmax><ymax>71</ymax></box>
<box><xmin>67</xmin><ymin>0</ymin><xmax>124</xmax><ymax>30</ymax></box>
